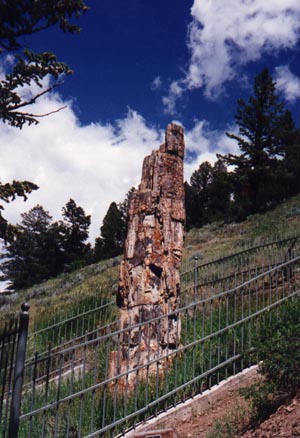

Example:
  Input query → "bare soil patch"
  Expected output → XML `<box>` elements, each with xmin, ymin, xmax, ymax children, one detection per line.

<box><xmin>241</xmin><ymin>394</ymin><xmax>300</xmax><ymax>438</ymax></box>
<box><xmin>172</xmin><ymin>376</ymin><xmax>300</xmax><ymax>438</ymax></box>
<box><xmin>173</xmin><ymin>374</ymin><xmax>255</xmax><ymax>437</ymax></box>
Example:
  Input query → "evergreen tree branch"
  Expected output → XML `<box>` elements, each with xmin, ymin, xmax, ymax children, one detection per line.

<box><xmin>0</xmin><ymin>0</ymin><xmax>88</xmax><ymax>53</ymax></box>
<box><xmin>0</xmin><ymin>50</ymin><xmax>72</xmax><ymax>128</ymax></box>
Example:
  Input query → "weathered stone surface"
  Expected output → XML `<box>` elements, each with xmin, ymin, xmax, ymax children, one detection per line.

<box><xmin>109</xmin><ymin>123</ymin><xmax>185</xmax><ymax>386</ymax></box>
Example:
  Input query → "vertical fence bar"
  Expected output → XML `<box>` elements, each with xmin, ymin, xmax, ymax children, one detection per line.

<box><xmin>8</xmin><ymin>303</ymin><xmax>30</xmax><ymax>438</ymax></box>
<box><xmin>28</xmin><ymin>352</ymin><xmax>38</xmax><ymax>438</ymax></box>
<box><xmin>0</xmin><ymin>322</ymin><xmax>8</xmax><ymax>427</ymax></box>
<box><xmin>41</xmin><ymin>344</ymin><xmax>52</xmax><ymax>437</ymax></box>
<box><xmin>2</xmin><ymin>320</ymin><xmax>16</xmax><ymax>438</ymax></box>
<box><xmin>194</xmin><ymin>256</ymin><xmax>198</xmax><ymax>302</ymax></box>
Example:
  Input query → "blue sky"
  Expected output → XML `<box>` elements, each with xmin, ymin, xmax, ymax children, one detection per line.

<box><xmin>1</xmin><ymin>0</ymin><xmax>300</xmax><ymax>243</ymax></box>
<box><xmin>29</xmin><ymin>0</ymin><xmax>300</xmax><ymax>130</ymax></box>
<box><xmin>30</xmin><ymin>0</ymin><xmax>193</xmax><ymax>127</ymax></box>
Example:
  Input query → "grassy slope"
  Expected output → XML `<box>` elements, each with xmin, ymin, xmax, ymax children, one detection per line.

<box><xmin>0</xmin><ymin>257</ymin><xmax>121</xmax><ymax>328</ymax></box>
<box><xmin>2</xmin><ymin>194</ymin><xmax>300</xmax><ymax>330</ymax></box>
<box><xmin>183</xmin><ymin>193</ymin><xmax>300</xmax><ymax>264</ymax></box>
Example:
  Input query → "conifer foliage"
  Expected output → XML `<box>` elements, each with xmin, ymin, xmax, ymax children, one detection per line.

<box><xmin>0</xmin><ymin>180</ymin><xmax>38</xmax><ymax>241</ymax></box>
<box><xmin>60</xmin><ymin>199</ymin><xmax>91</xmax><ymax>270</ymax></box>
<box><xmin>186</xmin><ymin>68</ymin><xmax>300</xmax><ymax>228</ymax></box>
<box><xmin>185</xmin><ymin>159</ymin><xmax>232</xmax><ymax>229</ymax></box>
<box><xmin>2</xmin><ymin>199</ymin><xmax>91</xmax><ymax>290</ymax></box>
<box><xmin>1</xmin><ymin>205</ymin><xmax>59</xmax><ymax>289</ymax></box>
<box><xmin>221</xmin><ymin>68</ymin><xmax>299</xmax><ymax>218</ymax></box>
<box><xmin>0</xmin><ymin>0</ymin><xmax>88</xmax><ymax>128</ymax></box>
<box><xmin>94</xmin><ymin>202</ymin><xmax>127</xmax><ymax>261</ymax></box>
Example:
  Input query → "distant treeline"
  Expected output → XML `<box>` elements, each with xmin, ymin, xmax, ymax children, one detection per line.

<box><xmin>0</xmin><ymin>196</ymin><xmax>129</xmax><ymax>291</ymax></box>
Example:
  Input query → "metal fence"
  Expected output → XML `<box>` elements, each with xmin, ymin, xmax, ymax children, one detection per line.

<box><xmin>19</xmin><ymin>233</ymin><xmax>298</xmax><ymax>400</ymax></box>
<box><xmin>26</xmin><ymin>234</ymin><xmax>300</xmax><ymax>358</ymax></box>
<box><xmin>180</xmin><ymin>234</ymin><xmax>300</xmax><ymax>305</ymax></box>
<box><xmin>0</xmin><ymin>235</ymin><xmax>296</xmax><ymax>437</ymax></box>
<box><xmin>18</xmin><ymin>251</ymin><xmax>300</xmax><ymax>437</ymax></box>
<box><xmin>0</xmin><ymin>303</ymin><xmax>30</xmax><ymax>438</ymax></box>
<box><xmin>27</xmin><ymin>299</ymin><xmax>118</xmax><ymax>358</ymax></box>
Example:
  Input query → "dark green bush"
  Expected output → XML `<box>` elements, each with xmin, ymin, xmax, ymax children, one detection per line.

<box><xmin>256</xmin><ymin>297</ymin><xmax>300</xmax><ymax>393</ymax></box>
<box><xmin>242</xmin><ymin>296</ymin><xmax>300</xmax><ymax>422</ymax></box>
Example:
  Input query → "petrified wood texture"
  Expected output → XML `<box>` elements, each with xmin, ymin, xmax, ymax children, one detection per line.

<box><xmin>110</xmin><ymin>123</ymin><xmax>185</xmax><ymax>385</ymax></box>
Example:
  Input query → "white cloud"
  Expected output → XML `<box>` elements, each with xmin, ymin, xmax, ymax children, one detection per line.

<box><xmin>0</xmin><ymin>91</ymin><xmax>163</xmax><ymax>241</ymax></box>
<box><xmin>150</xmin><ymin>76</ymin><xmax>162</xmax><ymax>90</ymax></box>
<box><xmin>162</xmin><ymin>80</ymin><xmax>185</xmax><ymax>115</ymax></box>
<box><xmin>274</xmin><ymin>65</ymin><xmax>300</xmax><ymax>102</ymax></box>
<box><xmin>164</xmin><ymin>0</ymin><xmax>300</xmax><ymax>112</ymax></box>
<box><xmin>0</xmin><ymin>88</ymin><xmax>239</xmax><ymax>244</ymax></box>
<box><xmin>184</xmin><ymin>120</ymin><xmax>239</xmax><ymax>180</ymax></box>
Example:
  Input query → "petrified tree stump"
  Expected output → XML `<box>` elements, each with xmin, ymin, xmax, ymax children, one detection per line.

<box><xmin>110</xmin><ymin>123</ymin><xmax>185</xmax><ymax>387</ymax></box>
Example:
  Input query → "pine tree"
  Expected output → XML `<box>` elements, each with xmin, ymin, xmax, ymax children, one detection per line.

<box><xmin>186</xmin><ymin>159</ymin><xmax>232</xmax><ymax>229</ymax></box>
<box><xmin>94</xmin><ymin>202</ymin><xmax>126</xmax><ymax>261</ymax></box>
<box><xmin>60</xmin><ymin>199</ymin><xmax>91</xmax><ymax>270</ymax></box>
<box><xmin>184</xmin><ymin>181</ymin><xmax>198</xmax><ymax>230</ymax></box>
<box><xmin>222</xmin><ymin>68</ymin><xmax>296</xmax><ymax>218</ymax></box>
<box><xmin>116</xmin><ymin>187</ymin><xmax>135</xmax><ymax>242</ymax></box>
<box><xmin>189</xmin><ymin>161</ymin><xmax>213</xmax><ymax>227</ymax></box>
<box><xmin>209</xmin><ymin>159</ymin><xmax>232</xmax><ymax>221</ymax></box>
<box><xmin>1</xmin><ymin>205</ymin><xmax>60</xmax><ymax>289</ymax></box>
<box><xmin>277</xmin><ymin>111</ymin><xmax>300</xmax><ymax>197</ymax></box>
<box><xmin>0</xmin><ymin>180</ymin><xmax>38</xmax><ymax>241</ymax></box>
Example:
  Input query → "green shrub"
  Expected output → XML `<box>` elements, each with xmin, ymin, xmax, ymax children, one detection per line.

<box><xmin>255</xmin><ymin>297</ymin><xmax>300</xmax><ymax>393</ymax></box>
<box><xmin>242</xmin><ymin>296</ymin><xmax>300</xmax><ymax>422</ymax></box>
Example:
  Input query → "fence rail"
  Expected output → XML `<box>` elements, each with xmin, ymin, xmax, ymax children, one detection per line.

<box><xmin>26</xmin><ymin>234</ymin><xmax>300</xmax><ymax>358</ymax></box>
<box><xmin>180</xmin><ymin>234</ymin><xmax>300</xmax><ymax>304</ymax></box>
<box><xmin>2</xmin><ymin>234</ymin><xmax>300</xmax><ymax>437</ymax></box>
<box><xmin>28</xmin><ymin>299</ymin><xmax>117</xmax><ymax>355</ymax></box>
<box><xmin>18</xmin><ymin>253</ymin><xmax>300</xmax><ymax>437</ymax></box>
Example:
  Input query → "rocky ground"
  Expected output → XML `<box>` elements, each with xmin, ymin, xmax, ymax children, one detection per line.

<box><xmin>241</xmin><ymin>394</ymin><xmax>300</xmax><ymax>438</ymax></box>
<box><xmin>172</xmin><ymin>377</ymin><xmax>300</xmax><ymax>438</ymax></box>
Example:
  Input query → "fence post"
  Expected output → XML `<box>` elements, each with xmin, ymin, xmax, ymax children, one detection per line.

<box><xmin>8</xmin><ymin>303</ymin><xmax>30</xmax><ymax>438</ymax></box>
<box><xmin>194</xmin><ymin>256</ymin><xmax>198</xmax><ymax>301</ymax></box>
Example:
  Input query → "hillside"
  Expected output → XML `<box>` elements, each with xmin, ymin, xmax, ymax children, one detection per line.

<box><xmin>2</xmin><ymin>193</ymin><xmax>300</xmax><ymax>332</ymax></box>
<box><xmin>1</xmin><ymin>194</ymin><xmax>300</xmax><ymax>438</ymax></box>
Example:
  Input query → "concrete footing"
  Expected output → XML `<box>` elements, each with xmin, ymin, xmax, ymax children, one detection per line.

<box><xmin>123</xmin><ymin>365</ymin><xmax>258</xmax><ymax>438</ymax></box>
